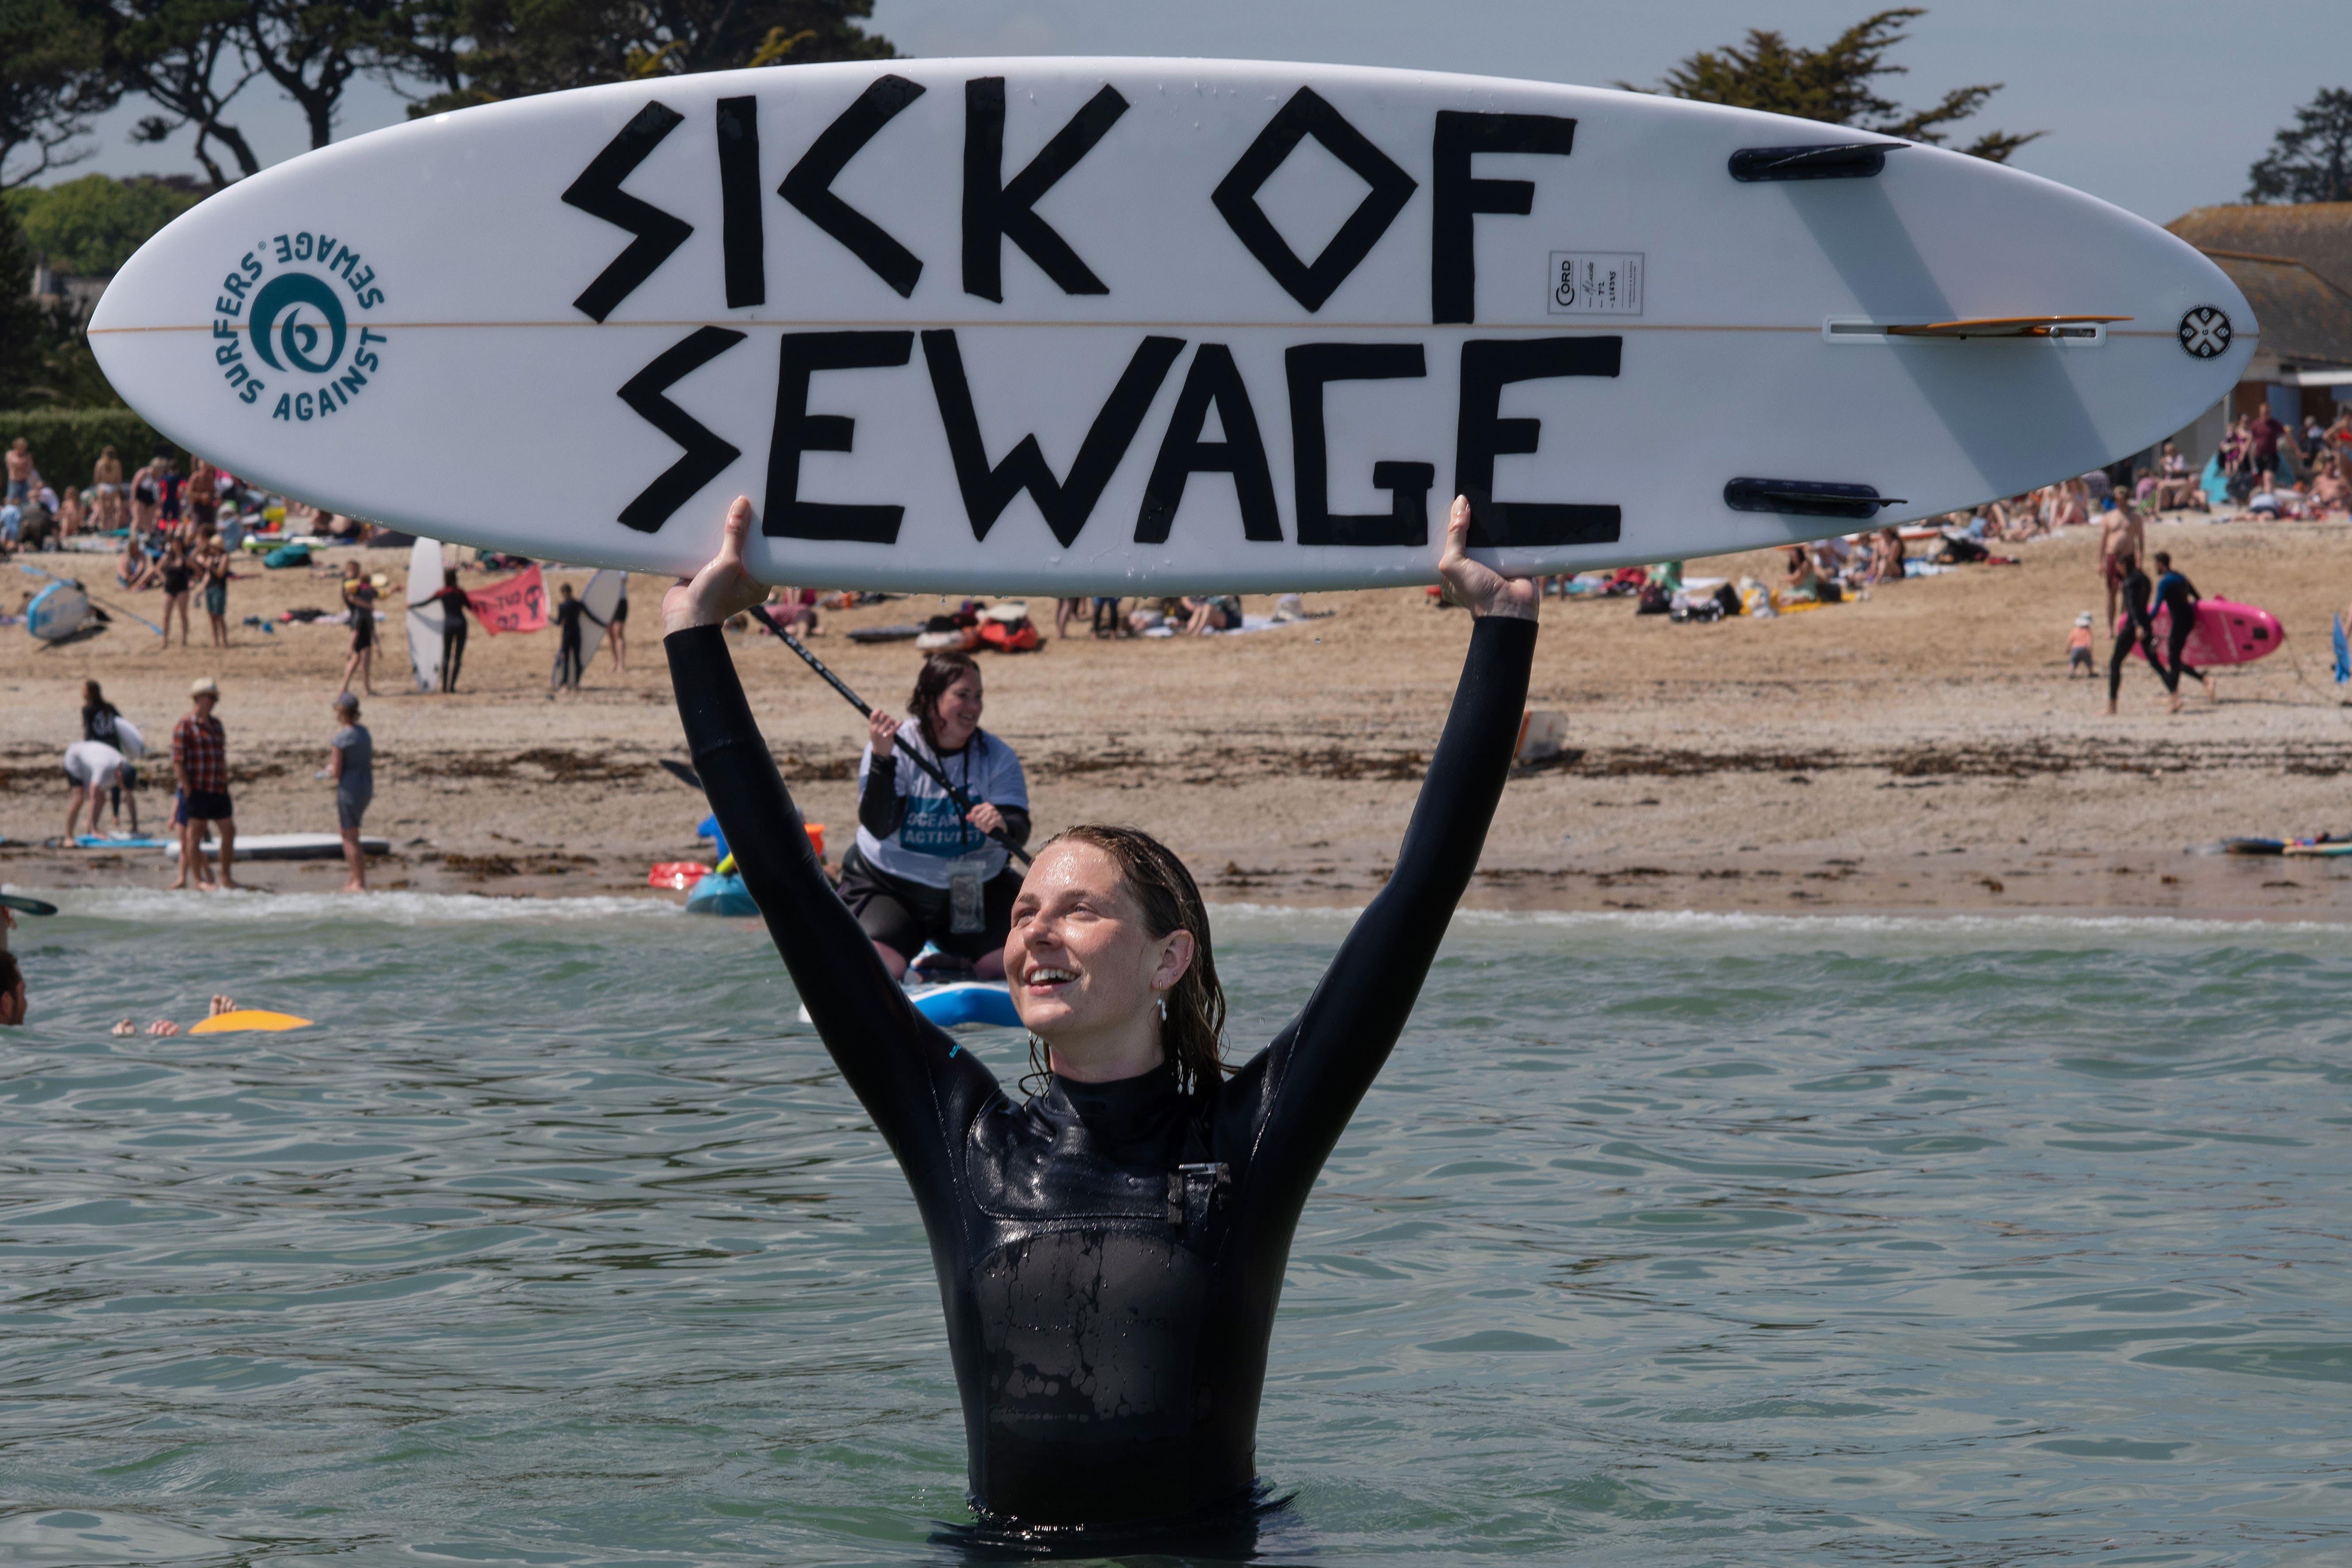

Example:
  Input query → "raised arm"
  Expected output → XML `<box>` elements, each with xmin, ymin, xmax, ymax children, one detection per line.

<box><xmin>1245</xmin><ymin>499</ymin><xmax>1538</xmax><ymax>1199</ymax></box>
<box><xmin>665</xmin><ymin>500</ymin><xmax>994</xmax><ymax>1168</ymax></box>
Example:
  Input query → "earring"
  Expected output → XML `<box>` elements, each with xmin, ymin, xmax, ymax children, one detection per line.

<box><xmin>1157</xmin><ymin>996</ymin><xmax>1167</xmax><ymax>1021</ymax></box>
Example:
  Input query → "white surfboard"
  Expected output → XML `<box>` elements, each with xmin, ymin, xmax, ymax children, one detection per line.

<box><xmin>26</xmin><ymin>580</ymin><xmax>91</xmax><ymax>641</ymax></box>
<box><xmin>89</xmin><ymin>59</ymin><xmax>2252</xmax><ymax>593</ymax></box>
<box><xmin>169</xmin><ymin>832</ymin><xmax>389</xmax><ymax>862</ymax></box>
<box><xmin>575</xmin><ymin>567</ymin><xmax>627</xmax><ymax>669</ymax></box>
<box><xmin>405</xmin><ymin>533</ymin><xmax>444</xmax><ymax>691</ymax></box>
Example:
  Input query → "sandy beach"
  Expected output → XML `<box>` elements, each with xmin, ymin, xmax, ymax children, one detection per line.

<box><xmin>8</xmin><ymin>514</ymin><xmax>2352</xmax><ymax>921</ymax></box>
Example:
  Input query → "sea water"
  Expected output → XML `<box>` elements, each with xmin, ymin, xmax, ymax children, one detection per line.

<box><xmin>2</xmin><ymin>891</ymin><xmax>2348</xmax><ymax>1567</ymax></box>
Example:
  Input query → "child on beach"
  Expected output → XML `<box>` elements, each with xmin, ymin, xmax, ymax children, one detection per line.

<box><xmin>2068</xmin><ymin>612</ymin><xmax>2095</xmax><ymax>676</ymax></box>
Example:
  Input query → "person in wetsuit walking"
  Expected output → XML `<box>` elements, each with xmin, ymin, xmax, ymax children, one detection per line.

<box><xmin>2151</xmin><ymin>551</ymin><xmax>2215</xmax><ymax>713</ymax></box>
<box><xmin>664</xmin><ymin>495</ymin><xmax>1537</xmax><ymax>1537</ymax></box>
<box><xmin>2106</xmin><ymin>551</ymin><xmax>2156</xmax><ymax>716</ymax></box>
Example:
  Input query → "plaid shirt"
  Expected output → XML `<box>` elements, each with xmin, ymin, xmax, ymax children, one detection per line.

<box><xmin>172</xmin><ymin>711</ymin><xmax>227</xmax><ymax>794</ymax></box>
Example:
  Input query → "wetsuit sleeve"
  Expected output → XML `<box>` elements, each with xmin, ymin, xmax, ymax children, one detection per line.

<box><xmin>858</xmin><ymin>752</ymin><xmax>905</xmax><ymax>840</ymax></box>
<box><xmin>998</xmin><ymin>806</ymin><xmax>1033</xmax><ymax>848</ymax></box>
<box><xmin>666</xmin><ymin>625</ymin><xmax>994</xmax><ymax>1167</ymax></box>
<box><xmin>1244</xmin><ymin>615</ymin><xmax>1535</xmax><ymax>1201</ymax></box>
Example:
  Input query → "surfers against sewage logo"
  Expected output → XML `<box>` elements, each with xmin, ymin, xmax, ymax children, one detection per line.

<box><xmin>210</xmin><ymin>230</ymin><xmax>387</xmax><ymax>423</ymax></box>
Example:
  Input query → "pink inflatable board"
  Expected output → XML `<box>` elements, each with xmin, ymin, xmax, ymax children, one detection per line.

<box><xmin>2121</xmin><ymin>598</ymin><xmax>2283</xmax><ymax>667</ymax></box>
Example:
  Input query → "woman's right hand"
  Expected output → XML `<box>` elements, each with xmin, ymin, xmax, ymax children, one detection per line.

<box><xmin>867</xmin><ymin>708</ymin><xmax>898</xmax><ymax>758</ymax></box>
<box><xmin>663</xmin><ymin>497</ymin><xmax>768</xmax><ymax>635</ymax></box>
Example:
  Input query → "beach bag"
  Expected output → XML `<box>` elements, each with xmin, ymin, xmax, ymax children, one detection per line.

<box><xmin>976</xmin><ymin>618</ymin><xmax>1040</xmax><ymax>652</ymax></box>
<box><xmin>1635</xmin><ymin>585</ymin><xmax>1671</xmax><ymax>616</ymax></box>
<box><xmin>263</xmin><ymin>543</ymin><xmax>312</xmax><ymax>569</ymax></box>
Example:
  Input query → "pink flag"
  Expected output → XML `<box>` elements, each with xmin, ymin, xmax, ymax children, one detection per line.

<box><xmin>469</xmin><ymin>563</ymin><xmax>547</xmax><ymax>635</ymax></box>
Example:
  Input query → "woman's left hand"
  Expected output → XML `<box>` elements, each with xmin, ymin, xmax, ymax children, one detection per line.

<box><xmin>966</xmin><ymin>802</ymin><xmax>1006</xmax><ymax>836</ymax></box>
<box><xmin>1437</xmin><ymin>497</ymin><xmax>1539</xmax><ymax>621</ymax></box>
<box><xmin>663</xmin><ymin>497</ymin><xmax>768</xmax><ymax>635</ymax></box>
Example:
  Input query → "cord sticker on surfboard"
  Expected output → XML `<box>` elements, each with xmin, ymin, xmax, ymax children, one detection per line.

<box><xmin>1548</xmin><ymin>252</ymin><xmax>1643</xmax><ymax>316</ymax></box>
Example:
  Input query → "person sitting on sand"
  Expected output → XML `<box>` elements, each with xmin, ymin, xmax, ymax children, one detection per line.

<box><xmin>116</xmin><ymin>533</ymin><xmax>158</xmax><ymax>591</ymax></box>
<box><xmin>1866</xmin><ymin>526</ymin><xmax>1905</xmax><ymax>584</ymax></box>
<box><xmin>113</xmin><ymin>995</ymin><xmax>243</xmax><ymax>1036</ymax></box>
<box><xmin>2314</xmin><ymin>452</ymin><xmax>2351</xmax><ymax>517</ymax></box>
<box><xmin>1181</xmin><ymin>593</ymin><xmax>1239</xmax><ymax>635</ymax></box>
<box><xmin>1780</xmin><ymin>545</ymin><xmax>1822</xmax><ymax>603</ymax></box>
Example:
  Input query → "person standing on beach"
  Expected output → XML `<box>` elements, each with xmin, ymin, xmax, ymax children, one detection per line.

<box><xmin>322</xmin><ymin>692</ymin><xmax>373</xmax><ymax>892</ymax></box>
<box><xmin>339</xmin><ymin>562</ymin><xmax>379</xmax><ymax>696</ymax></box>
<box><xmin>170</xmin><ymin>677</ymin><xmax>238</xmax><ymax>891</ymax></box>
<box><xmin>605</xmin><ymin>582</ymin><xmax>628</xmax><ymax>673</ymax></box>
<box><xmin>551</xmin><ymin>580</ymin><xmax>586</xmax><ymax>693</ymax></box>
<box><xmin>429</xmin><ymin>569</ymin><xmax>474</xmax><ymax>692</ymax></box>
<box><xmin>158</xmin><ymin>534</ymin><xmax>194</xmax><ymax>646</ymax></box>
<box><xmin>197</xmin><ymin>529</ymin><xmax>231</xmax><ymax>647</ymax></box>
<box><xmin>2098</xmin><ymin>496</ymin><xmax>2144</xmax><ymax>630</ymax></box>
<box><xmin>92</xmin><ymin>445</ymin><xmax>122</xmax><ymax>530</ymax></box>
<box><xmin>81</xmin><ymin>680</ymin><xmax>141</xmax><ymax>835</ymax></box>
<box><xmin>185</xmin><ymin>458</ymin><xmax>216</xmax><ymax>532</ymax></box>
<box><xmin>5</xmin><ymin>437</ymin><xmax>32</xmax><ymax>505</ymax></box>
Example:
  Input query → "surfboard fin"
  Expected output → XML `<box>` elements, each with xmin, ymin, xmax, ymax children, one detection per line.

<box><xmin>1724</xmin><ymin>478</ymin><xmax>1905</xmax><ymax>520</ymax></box>
<box><xmin>1729</xmin><ymin>142</ymin><xmax>1906</xmax><ymax>181</ymax></box>
<box><xmin>1883</xmin><ymin>315</ymin><xmax>2130</xmax><ymax>339</ymax></box>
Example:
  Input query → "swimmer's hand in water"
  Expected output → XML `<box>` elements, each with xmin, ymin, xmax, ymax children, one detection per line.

<box><xmin>1438</xmin><ymin>496</ymin><xmax>1540</xmax><ymax>622</ymax></box>
<box><xmin>665</xmin><ymin>497</ymin><xmax>768</xmax><ymax>635</ymax></box>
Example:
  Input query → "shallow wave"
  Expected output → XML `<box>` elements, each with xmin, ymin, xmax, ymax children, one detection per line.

<box><xmin>2</xmin><ymin>884</ymin><xmax>685</xmax><ymax>927</ymax></box>
<box><xmin>1209</xmin><ymin>899</ymin><xmax>2352</xmax><ymax>938</ymax></box>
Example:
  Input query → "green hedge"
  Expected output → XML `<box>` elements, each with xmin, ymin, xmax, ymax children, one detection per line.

<box><xmin>0</xmin><ymin>407</ymin><xmax>179</xmax><ymax>496</ymax></box>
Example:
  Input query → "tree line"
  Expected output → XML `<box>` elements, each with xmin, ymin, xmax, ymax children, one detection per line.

<box><xmin>0</xmin><ymin>0</ymin><xmax>893</xmax><ymax>190</ymax></box>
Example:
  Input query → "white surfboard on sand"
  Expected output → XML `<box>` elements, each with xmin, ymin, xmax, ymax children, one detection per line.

<box><xmin>170</xmin><ymin>832</ymin><xmax>389</xmax><ymax>861</ymax></box>
<box><xmin>91</xmin><ymin>59</ymin><xmax>2251</xmax><ymax>593</ymax></box>
<box><xmin>405</xmin><ymin>534</ymin><xmax>444</xmax><ymax>691</ymax></box>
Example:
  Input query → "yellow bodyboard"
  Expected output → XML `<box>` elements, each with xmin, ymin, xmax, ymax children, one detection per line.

<box><xmin>188</xmin><ymin>1009</ymin><xmax>315</xmax><ymax>1034</ymax></box>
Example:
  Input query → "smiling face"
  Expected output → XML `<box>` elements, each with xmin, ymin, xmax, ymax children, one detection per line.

<box><xmin>929</xmin><ymin>669</ymin><xmax>984</xmax><ymax>751</ymax></box>
<box><xmin>1004</xmin><ymin>841</ymin><xmax>1193</xmax><ymax>1071</ymax></box>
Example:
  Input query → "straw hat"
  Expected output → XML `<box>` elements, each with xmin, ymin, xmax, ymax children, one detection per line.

<box><xmin>189</xmin><ymin>676</ymin><xmax>219</xmax><ymax>697</ymax></box>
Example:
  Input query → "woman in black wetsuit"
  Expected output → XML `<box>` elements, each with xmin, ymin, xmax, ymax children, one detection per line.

<box><xmin>666</xmin><ymin>497</ymin><xmax>1536</xmax><ymax>1536</ymax></box>
<box><xmin>2106</xmin><ymin>551</ymin><xmax>2155</xmax><ymax>716</ymax></box>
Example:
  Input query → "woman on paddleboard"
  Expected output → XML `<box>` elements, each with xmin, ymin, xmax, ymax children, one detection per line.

<box><xmin>841</xmin><ymin>650</ymin><xmax>1030</xmax><ymax>982</ymax></box>
<box><xmin>663</xmin><ymin>495</ymin><xmax>1536</xmax><ymax>1536</ymax></box>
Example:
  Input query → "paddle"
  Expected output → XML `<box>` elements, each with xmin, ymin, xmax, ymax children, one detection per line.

<box><xmin>749</xmin><ymin>605</ymin><xmax>1033</xmax><ymax>868</ymax></box>
<box><xmin>658</xmin><ymin>757</ymin><xmax>704</xmax><ymax>791</ymax></box>
<box><xmin>0</xmin><ymin>892</ymin><xmax>60</xmax><ymax>916</ymax></box>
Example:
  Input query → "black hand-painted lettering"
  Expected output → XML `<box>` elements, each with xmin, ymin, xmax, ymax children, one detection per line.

<box><xmin>780</xmin><ymin>74</ymin><xmax>928</xmax><ymax>299</ymax></box>
<box><xmin>616</xmin><ymin>326</ymin><xmax>746</xmax><ymax>533</ymax></box>
<box><xmin>1453</xmin><ymin>336</ymin><xmax>1622</xmax><ymax>547</ymax></box>
<box><xmin>766</xmin><ymin>330</ymin><xmax>916</xmax><ymax>543</ymax></box>
<box><xmin>1431</xmin><ymin>111</ymin><xmax>1576</xmax><ymax>324</ymax></box>
<box><xmin>1212</xmin><ymin>87</ymin><xmax>1418</xmax><ymax>313</ymax></box>
<box><xmin>962</xmin><ymin>77</ymin><xmax>1128</xmax><ymax>301</ymax></box>
<box><xmin>717</xmin><ymin>96</ymin><xmax>764</xmax><ymax>307</ymax></box>
<box><xmin>1137</xmin><ymin>345</ymin><xmax>1280</xmax><ymax>543</ymax></box>
<box><xmin>1284</xmin><ymin>343</ymin><xmax>1432</xmax><ymax>547</ymax></box>
<box><xmin>922</xmin><ymin>329</ymin><xmax>1184</xmax><ymax>545</ymax></box>
<box><xmin>563</xmin><ymin>100</ymin><xmax>693</xmax><ymax>322</ymax></box>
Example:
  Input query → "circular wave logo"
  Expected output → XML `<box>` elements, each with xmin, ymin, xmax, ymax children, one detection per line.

<box><xmin>248</xmin><ymin>273</ymin><xmax>347</xmax><ymax>375</ymax></box>
<box><xmin>208</xmin><ymin>230</ymin><xmax>387</xmax><ymax>424</ymax></box>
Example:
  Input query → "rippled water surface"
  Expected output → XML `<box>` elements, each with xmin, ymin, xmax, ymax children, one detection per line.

<box><xmin>4</xmin><ymin>890</ymin><xmax>2350</xmax><ymax>1566</ymax></box>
